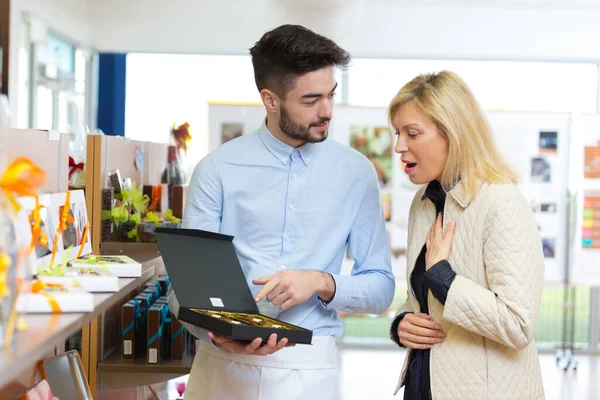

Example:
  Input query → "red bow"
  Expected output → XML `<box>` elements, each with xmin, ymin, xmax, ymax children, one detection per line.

<box><xmin>69</xmin><ymin>156</ymin><xmax>84</xmax><ymax>178</ymax></box>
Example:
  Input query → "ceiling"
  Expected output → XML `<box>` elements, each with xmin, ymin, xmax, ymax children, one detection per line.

<box><xmin>285</xmin><ymin>0</ymin><xmax>600</xmax><ymax>9</ymax></box>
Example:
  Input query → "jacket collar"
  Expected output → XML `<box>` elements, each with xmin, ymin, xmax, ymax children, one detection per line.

<box><xmin>421</xmin><ymin>179</ymin><xmax>484</xmax><ymax>209</ymax></box>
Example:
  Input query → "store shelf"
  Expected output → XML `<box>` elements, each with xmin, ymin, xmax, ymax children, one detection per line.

<box><xmin>99</xmin><ymin>352</ymin><xmax>193</xmax><ymax>375</ymax></box>
<box><xmin>101</xmin><ymin>242</ymin><xmax>161</xmax><ymax>264</ymax></box>
<box><xmin>0</xmin><ymin>263</ymin><xmax>156</xmax><ymax>391</ymax></box>
<box><xmin>98</xmin><ymin>352</ymin><xmax>193</xmax><ymax>389</ymax></box>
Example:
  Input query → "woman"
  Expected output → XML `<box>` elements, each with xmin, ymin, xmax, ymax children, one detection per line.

<box><xmin>389</xmin><ymin>71</ymin><xmax>544</xmax><ymax>400</ymax></box>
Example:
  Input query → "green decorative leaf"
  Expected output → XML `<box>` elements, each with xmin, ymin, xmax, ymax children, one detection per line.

<box><xmin>164</xmin><ymin>209</ymin><xmax>181</xmax><ymax>223</ymax></box>
<box><xmin>145</xmin><ymin>211</ymin><xmax>161</xmax><ymax>226</ymax></box>
<box><xmin>130</xmin><ymin>213</ymin><xmax>141</xmax><ymax>224</ymax></box>
<box><xmin>127</xmin><ymin>228</ymin><xmax>140</xmax><ymax>243</ymax></box>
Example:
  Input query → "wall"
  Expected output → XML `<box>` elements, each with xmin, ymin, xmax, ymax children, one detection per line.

<box><xmin>7</xmin><ymin>0</ymin><xmax>600</xmax><ymax>123</ymax></box>
<box><xmin>88</xmin><ymin>0</ymin><xmax>600</xmax><ymax>62</ymax></box>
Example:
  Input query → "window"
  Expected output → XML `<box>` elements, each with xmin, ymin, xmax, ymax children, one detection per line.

<box><xmin>126</xmin><ymin>54</ymin><xmax>261</xmax><ymax>176</ymax></box>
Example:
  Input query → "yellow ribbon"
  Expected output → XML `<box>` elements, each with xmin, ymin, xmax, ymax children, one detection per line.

<box><xmin>0</xmin><ymin>253</ymin><xmax>11</xmax><ymax>298</ymax></box>
<box><xmin>0</xmin><ymin>157</ymin><xmax>46</xmax><ymax>213</ymax></box>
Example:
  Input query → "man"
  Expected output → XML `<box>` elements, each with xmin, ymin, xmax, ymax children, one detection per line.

<box><xmin>168</xmin><ymin>24</ymin><xmax>395</xmax><ymax>399</ymax></box>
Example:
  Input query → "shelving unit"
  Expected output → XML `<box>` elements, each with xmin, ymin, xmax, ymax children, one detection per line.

<box><xmin>84</xmin><ymin>135</ymin><xmax>191</xmax><ymax>397</ymax></box>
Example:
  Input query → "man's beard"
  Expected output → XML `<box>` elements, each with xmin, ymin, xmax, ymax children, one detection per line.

<box><xmin>279</xmin><ymin>104</ymin><xmax>330</xmax><ymax>144</ymax></box>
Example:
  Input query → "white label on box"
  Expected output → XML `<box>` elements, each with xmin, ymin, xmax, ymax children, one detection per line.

<box><xmin>210</xmin><ymin>297</ymin><xmax>224</xmax><ymax>307</ymax></box>
<box><xmin>149</xmin><ymin>348</ymin><xmax>158</xmax><ymax>364</ymax></box>
<box><xmin>124</xmin><ymin>340</ymin><xmax>132</xmax><ymax>355</ymax></box>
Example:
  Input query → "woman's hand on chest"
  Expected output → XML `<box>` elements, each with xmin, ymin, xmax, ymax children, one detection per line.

<box><xmin>425</xmin><ymin>213</ymin><xmax>456</xmax><ymax>270</ymax></box>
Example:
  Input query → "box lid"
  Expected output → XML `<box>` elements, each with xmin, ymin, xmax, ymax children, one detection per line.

<box><xmin>154</xmin><ymin>228</ymin><xmax>259</xmax><ymax>314</ymax></box>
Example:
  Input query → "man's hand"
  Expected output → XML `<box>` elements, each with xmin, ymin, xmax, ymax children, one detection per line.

<box><xmin>253</xmin><ymin>270</ymin><xmax>335</xmax><ymax>311</ymax></box>
<box><xmin>208</xmin><ymin>332</ymin><xmax>293</xmax><ymax>355</ymax></box>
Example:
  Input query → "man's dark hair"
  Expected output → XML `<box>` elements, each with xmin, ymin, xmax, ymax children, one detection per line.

<box><xmin>249</xmin><ymin>24</ymin><xmax>351</xmax><ymax>98</ymax></box>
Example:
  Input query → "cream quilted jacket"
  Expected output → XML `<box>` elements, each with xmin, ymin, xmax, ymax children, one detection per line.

<box><xmin>394</xmin><ymin>181</ymin><xmax>545</xmax><ymax>400</ymax></box>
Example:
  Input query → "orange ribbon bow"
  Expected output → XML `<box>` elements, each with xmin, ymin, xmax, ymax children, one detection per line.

<box><xmin>0</xmin><ymin>157</ymin><xmax>46</xmax><ymax>213</ymax></box>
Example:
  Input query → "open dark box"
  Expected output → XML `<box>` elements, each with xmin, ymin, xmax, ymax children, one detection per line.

<box><xmin>154</xmin><ymin>228</ymin><xmax>313</xmax><ymax>345</ymax></box>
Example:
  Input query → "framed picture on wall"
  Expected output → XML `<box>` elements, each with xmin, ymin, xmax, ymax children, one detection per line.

<box><xmin>350</xmin><ymin>125</ymin><xmax>393</xmax><ymax>188</ymax></box>
<box><xmin>538</xmin><ymin>131</ymin><xmax>558</xmax><ymax>155</ymax></box>
<box><xmin>221</xmin><ymin>123</ymin><xmax>244</xmax><ymax>145</ymax></box>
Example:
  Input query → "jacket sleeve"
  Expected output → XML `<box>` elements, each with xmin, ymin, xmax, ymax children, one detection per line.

<box><xmin>442</xmin><ymin>185</ymin><xmax>544</xmax><ymax>349</ymax></box>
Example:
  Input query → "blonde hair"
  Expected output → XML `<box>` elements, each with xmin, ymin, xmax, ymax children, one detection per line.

<box><xmin>388</xmin><ymin>70</ymin><xmax>517</xmax><ymax>200</ymax></box>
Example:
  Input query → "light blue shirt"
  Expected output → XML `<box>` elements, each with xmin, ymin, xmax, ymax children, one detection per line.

<box><xmin>183</xmin><ymin>122</ymin><xmax>395</xmax><ymax>337</ymax></box>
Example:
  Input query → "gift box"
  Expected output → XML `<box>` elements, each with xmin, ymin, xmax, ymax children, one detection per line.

<box><xmin>102</xmin><ymin>188</ymin><xmax>114</xmax><ymax>242</ymax></box>
<box><xmin>39</xmin><ymin>267</ymin><xmax>119</xmax><ymax>292</ymax></box>
<box><xmin>161</xmin><ymin>304</ymin><xmax>172</xmax><ymax>361</ymax></box>
<box><xmin>134</xmin><ymin>292</ymin><xmax>152</xmax><ymax>357</ymax></box>
<box><xmin>154</xmin><ymin>228</ymin><xmax>313</xmax><ymax>345</ymax></box>
<box><xmin>143</xmin><ymin>185</ymin><xmax>154</xmax><ymax>206</ymax></box>
<box><xmin>122</xmin><ymin>300</ymin><xmax>138</xmax><ymax>359</ymax></box>
<box><xmin>145</xmin><ymin>280</ymin><xmax>162</xmax><ymax>298</ymax></box>
<box><xmin>157</xmin><ymin>275</ymin><xmax>170</xmax><ymax>296</ymax></box>
<box><xmin>172</xmin><ymin>185</ymin><xmax>188</xmax><ymax>219</ymax></box>
<box><xmin>159</xmin><ymin>184</ymin><xmax>169</xmax><ymax>214</ymax></box>
<box><xmin>171</xmin><ymin>315</ymin><xmax>185</xmax><ymax>360</ymax></box>
<box><xmin>147</xmin><ymin>303</ymin><xmax>169</xmax><ymax>364</ymax></box>
<box><xmin>109</xmin><ymin>169</ymin><xmax>123</xmax><ymax>195</ymax></box>
<box><xmin>69</xmin><ymin>254</ymin><xmax>142</xmax><ymax>277</ymax></box>
<box><xmin>17</xmin><ymin>282</ymin><xmax>94</xmax><ymax>313</ymax></box>
<box><xmin>142</xmin><ymin>286</ymin><xmax>160</xmax><ymax>305</ymax></box>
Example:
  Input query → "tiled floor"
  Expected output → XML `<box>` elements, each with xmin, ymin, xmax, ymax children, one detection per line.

<box><xmin>100</xmin><ymin>349</ymin><xmax>600</xmax><ymax>399</ymax></box>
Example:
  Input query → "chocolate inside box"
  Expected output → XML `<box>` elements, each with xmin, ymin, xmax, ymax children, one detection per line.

<box><xmin>155</xmin><ymin>228</ymin><xmax>313</xmax><ymax>345</ymax></box>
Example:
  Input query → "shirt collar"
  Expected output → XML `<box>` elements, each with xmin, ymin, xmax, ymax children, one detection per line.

<box><xmin>258</xmin><ymin>119</ymin><xmax>317</xmax><ymax>166</ymax></box>
<box><xmin>420</xmin><ymin>178</ymin><xmax>482</xmax><ymax>208</ymax></box>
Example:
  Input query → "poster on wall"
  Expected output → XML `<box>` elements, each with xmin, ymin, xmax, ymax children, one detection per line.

<box><xmin>538</xmin><ymin>131</ymin><xmax>558</xmax><ymax>155</ymax></box>
<box><xmin>582</xmin><ymin>193</ymin><xmax>600</xmax><ymax>249</ymax></box>
<box><xmin>350</xmin><ymin>125</ymin><xmax>393</xmax><ymax>188</ymax></box>
<box><xmin>584</xmin><ymin>141</ymin><xmax>600</xmax><ymax>179</ymax></box>
<box><xmin>571</xmin><ymin>114</ymin><xmax>600</xmax><ymax>285</ymax></box>
<box><xmin>531</xmin><ymin>157</ymin><xmax>552</xmax><ymax>183</ymax></box>
<box><xmin>220</xmin><ymin>123</ymin><xmax>244</xmax><ymax>145</ymax></box>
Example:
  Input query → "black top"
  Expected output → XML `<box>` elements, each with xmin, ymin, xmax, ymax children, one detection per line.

<box><xmin>389</xmin><ymin>181</ymin><xmax>457</xmax><ymax>400</ymax></box>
